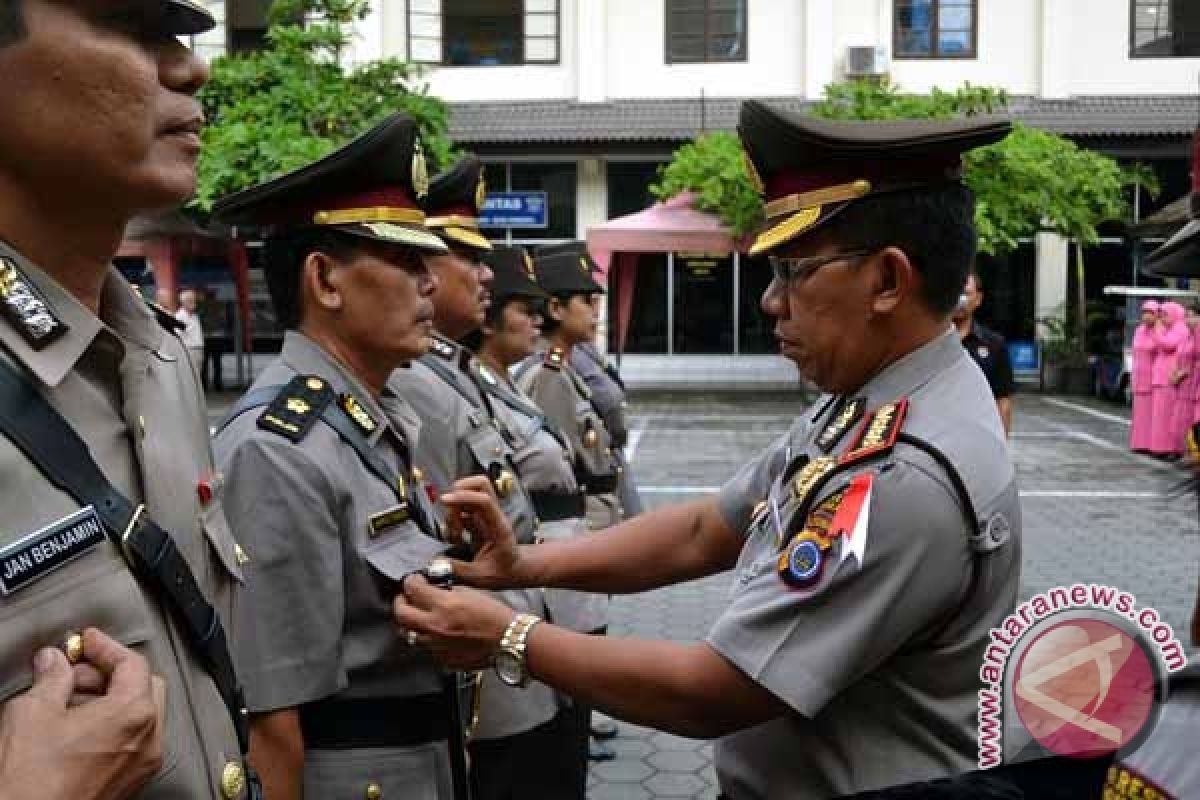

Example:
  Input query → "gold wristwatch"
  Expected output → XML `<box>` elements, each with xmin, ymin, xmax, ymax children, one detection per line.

<box><xmin>494</xmin><ymin>612</ymin><xmax>541</xmax><ymax>688</ymax></box>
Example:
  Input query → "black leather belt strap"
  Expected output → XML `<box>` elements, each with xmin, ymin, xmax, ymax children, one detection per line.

<box><xmin>0</xmin><ymin>357</ymin><xmax>250</xmax><ymax>755</ymax></box>
<box><xmin>530</xmin><ymin>489</ymin><xmax>587</xmax><ymax>521</ymax></box>
<box><xmin>299</xmin><ymin>694</ymin><xmax>450</xmax><ymax>749</ymax></box>
<box><xmin>578</xmin><ymin>472</ymin><xmax>619</xmax><ymax>495</ymax></box>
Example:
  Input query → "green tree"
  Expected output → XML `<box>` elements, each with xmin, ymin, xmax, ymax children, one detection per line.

<box><xmin>194</xmin><ymin>0</ymin><xmax>455</xmax><ymax>210</ymax></box>
<box><xmin>650</xmin><ymin>132</ymin><xmax>763</xmax><ymax>236</ymax></box>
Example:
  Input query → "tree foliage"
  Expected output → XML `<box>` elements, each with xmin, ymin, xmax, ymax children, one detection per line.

<box><xmin>194</xmin><ymin>0</ymin><xmax>455</xmax><ymax>210</ymax></box>
<box><xmin>650</xmin><ymin>132</ymin><xmax>763</xmax><ymax>235</ymax></box>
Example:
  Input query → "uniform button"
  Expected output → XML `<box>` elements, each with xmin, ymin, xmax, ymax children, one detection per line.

<box><xmin>366</xmin><ymin>783</ymin><xmax>383</xmax><ymax>800</ymax></box>
<box><xmin>220</xmin><ymin>761</ymin><xmax>245</xmax><ymax>799</ymax></box>
<box><xmin>64</xmin><ymin>631</ymin><xmax>84</xmax><ymax>664</ymax></box>
<box><xmin>412</xmin><ymin>467</ymin><xmax>425</xmax><ymax>482</ymax></box>
<box><xmin>234</xmin><ymin>543</ymin><xmax>250</xmax><ymax>565</ymax></box>
<box><xmin>493</xmin><ymin>470</ymin><xmax>516</xmax><ymax>498</ymax></box>
<box><xmin>138</xmin><ymin>416</ymin><xmax>147</xmax><ymax>439</ymax></box>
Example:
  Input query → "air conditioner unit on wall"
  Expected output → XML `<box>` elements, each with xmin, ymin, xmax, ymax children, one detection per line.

<box><xmin>845</xmin><ymin>46</ymin><xmax>889</xmax><ymax>78</ymax></box>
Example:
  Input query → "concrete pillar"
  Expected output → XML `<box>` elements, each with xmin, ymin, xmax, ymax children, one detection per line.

<box><xmin>576</xmin><ymin>0</ymin><xmax>607</xmax><ymax>102</ymax></box>
<box><xmin>577</xmin><ymin>159</ymin><xmax>610</xmax><ymax>351</ymax></box>
<box><xmin>1038</xmin><ymin>0</ymin><xmax>1070</xmax><ymax>99</ymax></box>
<box><xmin>1035</xmin><ymin>232</ymin><xmax>1069</xmax><ymax>336</ymax></box>
<box><xmin>803</xmin><ymin>0</ymin><xmax>835</xmax><ymax>98</ymax></box>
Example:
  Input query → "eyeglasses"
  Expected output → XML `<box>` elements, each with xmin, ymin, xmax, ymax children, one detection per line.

<box><xmin>766</xmin><ymin>249</ymin><xmax>872</xmax><ymax>286</ymax></box>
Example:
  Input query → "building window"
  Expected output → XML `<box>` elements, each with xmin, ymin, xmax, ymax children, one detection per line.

<box><xmin>408</xmin><ymin>0</ymin><xmax>560</xmax><ymax>66</ymax></box>
<box><xmin>1131</xmin><ymin>0</ymin><xmax>1200</xmax><ymax>57</ymax></box>
<box><xmin>894</xmin><ymin>0</ymin><xmax>977</xmax><ymax>59</ymax></box>
<box><xmin>481</xmin><ymin>162</ymin><xmax>577</xmax><ymax>242</ymax></box>
<box><xmin>665</xmin><ymin>0</ymin><xmax>748</xmax><ymax>64</ymax></box>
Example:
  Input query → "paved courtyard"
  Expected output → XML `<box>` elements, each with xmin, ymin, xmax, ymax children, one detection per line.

<box><xmin>208</xmin><ymin>389</ymin><xmax>1200</xmax><ymax>798</ymax></box>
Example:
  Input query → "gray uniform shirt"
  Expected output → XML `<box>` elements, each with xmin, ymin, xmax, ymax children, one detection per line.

<box><xmin>388</xmin><ymin>341</ymin><xmax>556</xmax><ymax>741</ymax></box>
<box><xmin>709</xmin><ymin>329</ymin><xmax>1022</xmax><ymax>799</ymax></box>
<box><xmin>0</xmin><ymin>247</ymin><xmax>248</xmax><ymax>798</ymax></box>
<box><xmin>518</xmin><ymin>347</ymin><xmax>623</xmax><ymax>530</ymax></box>
<box><xmin>477</xmin><ymin>363</ymin><xmax>609</xmax><ymax>634</ymax></box>
<box><xmin>216</xmin><ymin>332</ymin><xmax>454</xmax><ymax>798</ymax></box>
<box><xmin>570</xmin><ymin>342</ymin><xmax>643</xmax><ymax>517</ymax></box>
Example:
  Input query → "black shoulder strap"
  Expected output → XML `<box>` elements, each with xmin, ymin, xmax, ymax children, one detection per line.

<box><xmin>480</xmin><ymin>378</ymin><xmax>571</xmax><ymax>453</ymax></box>
<box><xmin>218</xmin><ymin>384</ymin><xmax>440</xmax><ymax>541</ymax></box>
<box><xmin>0</xmin><ymin>356</ymin><xmax>250</xmax><ymax>755</ymax></box>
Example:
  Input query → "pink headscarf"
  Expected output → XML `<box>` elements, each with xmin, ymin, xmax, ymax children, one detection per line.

<box><xmin>1162</xmin><ymin>301</ymin><xmax>1187</xmax><ymax>324</ymax></box>
<box><xmin>1142</xmin><ymin>299</ymin><xmax>1161</xmax><ymax>315</ymax></box>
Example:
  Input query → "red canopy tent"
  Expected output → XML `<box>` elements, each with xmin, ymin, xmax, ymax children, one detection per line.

<box><xmin>586</xmin><ymin>191</ymin><xmax>748</xmax><ymax>354</ymax></box>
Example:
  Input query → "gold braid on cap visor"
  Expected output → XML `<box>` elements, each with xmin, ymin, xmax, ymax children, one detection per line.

<box><xmin>312</xmin><ymin>207</ymin><xmax>427</xmax><ymax>225</ymax></box>
<box><xmin>763</xmin><ymin>179</ymin><xmax>872</xmax><ymax>222</ymax></box>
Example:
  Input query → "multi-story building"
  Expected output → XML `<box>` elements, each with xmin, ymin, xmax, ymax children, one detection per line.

<box><xmin>192</xmin><ymin>1</ymin><xmax>1200</xmax><ymax>386</ymax></box>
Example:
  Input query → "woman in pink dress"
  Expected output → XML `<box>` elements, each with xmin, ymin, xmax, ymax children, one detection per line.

<box><xmin>1131</xmin><ymin>300</ymin><xmax>1159</xmax><ymax>452</ymax></box>
<box><xmin>1171</xmin><ymin>307</ymin><xmax>1198</xmax><ymax>448</ymax></box>
<box><xmin>1151</xmin><ymin>301</ymin><xmax>1190</xmax><ymax>455</ymax></box>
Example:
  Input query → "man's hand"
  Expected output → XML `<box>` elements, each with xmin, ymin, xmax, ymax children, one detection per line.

<box><xmin>439</xmin><ymin>475</ymin><xmax>525</xmax><ymax>590</ymax></box>
<box><xmin>394</xmin><ymin>574</ymin><xmax>515</xmax><ymax>671</ymax></box>
<box><xmin>0</xmin><ymin>628</ymin><xmax>165</xmax><ymax>800</ymax></box>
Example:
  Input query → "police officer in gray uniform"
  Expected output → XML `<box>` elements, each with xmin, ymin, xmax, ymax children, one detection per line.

<box><xmin>536</xmin><ymin>242</ymin><xmax>644</xmax><ymax>519</ymax></box>
<box><xmin>387</xmin><ymin>157</ymin><xmax>558</xmax><ymax>797</ymax></box>
<box><xmin>393</xmin><ymin>103</ymin><xmax>1022</xmax><ymax>799</ymax></box>
<box><xmin>517</xmin><ymin>252</ymin><xmax>624</xmax><ymax>532</ymax></box>
<box><xmin>470</xmin><ymin>245</ymin><xmax>608</xmax><ymax>795</ymax></box>
<box><xmin>211</xmin><ymin>114</ymin><xmax>464</xmax><ymax>800</ymax></box>
<box><xmin>0</xmin><ymin>3</ymin><xmax>255</xmax><ymax>798</ymax></box>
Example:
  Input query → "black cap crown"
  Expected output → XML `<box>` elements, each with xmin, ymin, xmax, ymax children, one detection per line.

<box><xmin>533</xmin><ymin>249</ymin><xmax>605</xmax><ymax>296</ymax></box>
<box><xmin>484</xmin><ymin>246</ymin><xmax>547</xmax><ymax>306</ymax></box>
<box><xmin>738</xmin><ymin>100</ymin><xmax>1011</xmax><ymax>255</ymax></box>
<box><xmin>212</xmin><ymin>112</ymin><xmax>448</xmax><ymax>253</ymax></box>
<box><xmin>423</xmin><ymin>156</ymin><xmax>493</xmax><ymax>252</ymax></box>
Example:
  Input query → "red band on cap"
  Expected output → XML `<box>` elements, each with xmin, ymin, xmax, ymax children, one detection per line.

<box><xmin>763</xmin><ymin>155</ymin><xmax>963</xmax><ymax>203</ymax></box>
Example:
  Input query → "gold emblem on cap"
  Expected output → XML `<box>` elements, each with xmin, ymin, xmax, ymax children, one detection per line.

<box><xmin>64</xmin><ymin>632</ymin><xmax>84</xmax><ymax>665</ymax></box>
<box><xmin>475</xmin><ymin>173</ymin><xmax>487</xmax><ymax>212</ymax></box>
<box><xmin>579</xmin><ymin>257</ymin><xmax>590</xmax><ymax>274</ymax></box>
<box><xmin>366</xmin><ymin>784</ymin><xmax>383</xmax><ymax>800</ymax></box>
<box><xmin>750</xmin><ymin>206</ymin><xmax>824</xmax><ymax>257</ymax></box>
<box><xmin>412</xmin><ymin>138</ymin><xmax>430</xmax><ymax>199</ymax></box>
<box><xmin>523</xmin><ymin>252</ymin><xmax>536</xmax><ymax>278</ymax></box>
<box><xmin>306</xmin><ymin>378</ymin><xmax>324</xmax><ymax>391</ymax></box>
<box><xmin>742</xmin><ymin>149</ymin><xmax>764</xmax><ymax>195</ymax></box>
<box><xmin>221</xmin><ymin>762</ymin><xmax>246</xmax><ymax>799</ymax></box>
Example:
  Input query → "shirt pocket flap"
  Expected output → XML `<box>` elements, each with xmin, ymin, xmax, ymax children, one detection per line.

<box><xmin>200</xmin><ymin>503</ymin><xmax>245</xmax><ymax>584</ymax></box>
<box><xmin>304</xmin><ymin>744</ymin><xmax>443</xmax><ymax>800</ymax></box>
<box><xmin>0</xmin><ymin>555</ymin><xmax>154</xmax><ymax>703</ymax></box>
<box><xmin>464</xmin><ymin>425</ymin><xmax>510</xmax><ymax>473</ymax></box>
<box><xmin>361</xmin><ymin>530</ymin><xmax>448</xmax><ymax>585</ymax></box>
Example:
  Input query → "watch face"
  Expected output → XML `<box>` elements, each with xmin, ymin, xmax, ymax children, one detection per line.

<box><xmin>495</xmin><ymin>650</ymin><xmax>524</xmax><ymax>686</ymax></box>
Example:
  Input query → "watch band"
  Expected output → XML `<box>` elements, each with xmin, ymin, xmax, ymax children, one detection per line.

<box><xmin>496</xmin><ymin>612</ymin><xmax>542</xmax><ymax>687</ymax></box>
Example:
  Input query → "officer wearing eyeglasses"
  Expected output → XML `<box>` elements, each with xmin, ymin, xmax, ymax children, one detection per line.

<box><xmin>393</xmin><ymin>103</ymin><xmax>1023</xmax><ymax>799</ymax></box>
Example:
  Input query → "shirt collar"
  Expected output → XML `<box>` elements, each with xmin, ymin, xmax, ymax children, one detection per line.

<box><xmin>279</xmin><ymin>330</ymin><xmax>393</xmax><ymax>446</ymax></box>
<box><xmin>856</xmin><ymin>326</ymin><xmax>964</xmax><ymax>408</ymax></box>
<box><xmin>0</xmin><ymin>241</ymin><xmax>164</xmax><ymax>388</ymax></box>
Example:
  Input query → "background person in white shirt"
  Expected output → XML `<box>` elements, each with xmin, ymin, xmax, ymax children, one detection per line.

<box><xmin>174</xmin><ymin>288</ymin><xmax>205</xmax><ymax>379</ymax></box>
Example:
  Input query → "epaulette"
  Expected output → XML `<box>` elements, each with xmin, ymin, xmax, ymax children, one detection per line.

<box><xmin>544</xmin><ymin>347</ymin><xmax>566</xmax><ymax>370</ymax></box>
<box><xmin>338</xmin><ymin>392</ymin><xmax>378</xmax><ymax>437</ymax></box>
<box><xmin>0</xmin><ymin>255</ymin><xmax>67</xmax><ymax>350</ymax></box>
<box><xmin>428</xmin><ymin>335</ymin><xmax>457</xmax><ymax>361</ymax></box>
<box><xmin>779</xmin><ymin>398</ymin><xmax>909</xmax><ymax>550</ymax></box>
<box><xmin>257</xmin><ymin>374</ymin><xmax>335</xmax><ymax>442</ymax></box>
<box><xmin>838</xmin><ymin>399</ymin><xmax>908</xmax><ymax>467</ymax></box>
<box><xmin>146</xmin><ymin>300</ymin><xmax>186</xmax><ymax>333</ymax></box>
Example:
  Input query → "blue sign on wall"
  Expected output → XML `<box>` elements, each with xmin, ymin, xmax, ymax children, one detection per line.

<box><xmin>480</xmin><ymin>192</ymin><xmax>548</xmax><ymax>228</ymax></box>
<box><xmin>1008</xmin><ymin>340</ymin><xmax>1040</xmax><ymax>372</ymax></box>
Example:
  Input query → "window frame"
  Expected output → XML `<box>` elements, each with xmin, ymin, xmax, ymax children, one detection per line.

<box><xmin>664</xmin><ymin>0</ymin><xmax>749</xmax><ymax>65</ymax></box>
<box><xmin>892</xmin><ymin>0</ymin><xmax>979</xmax><ymax>60</ymax></box>
<box><xmin>1129</xmin><ymin>0</ymin><xmax>1199</xmax><ymax>59</ymax></box>
<box><xmin>405</xmin><ymin>0</ymin><xmax>561</xmax><ymax>67</ymax></box>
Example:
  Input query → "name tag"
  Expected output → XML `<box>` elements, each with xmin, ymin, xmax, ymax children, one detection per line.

<box><xmin>0</xmin><ymin>507</ymin><xmax>106</xmax><ymax>595</ymax></box>
<box><xmin>367</xmin><ymin>504</ymin><xmax>410</xmax><ymax>538</ymax></box>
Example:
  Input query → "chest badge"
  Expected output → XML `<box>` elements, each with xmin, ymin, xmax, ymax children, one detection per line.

<box><xmin>0</xmin><ymin>507</ymin><xmax>106</xmax><ymax>595</ymax></box>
